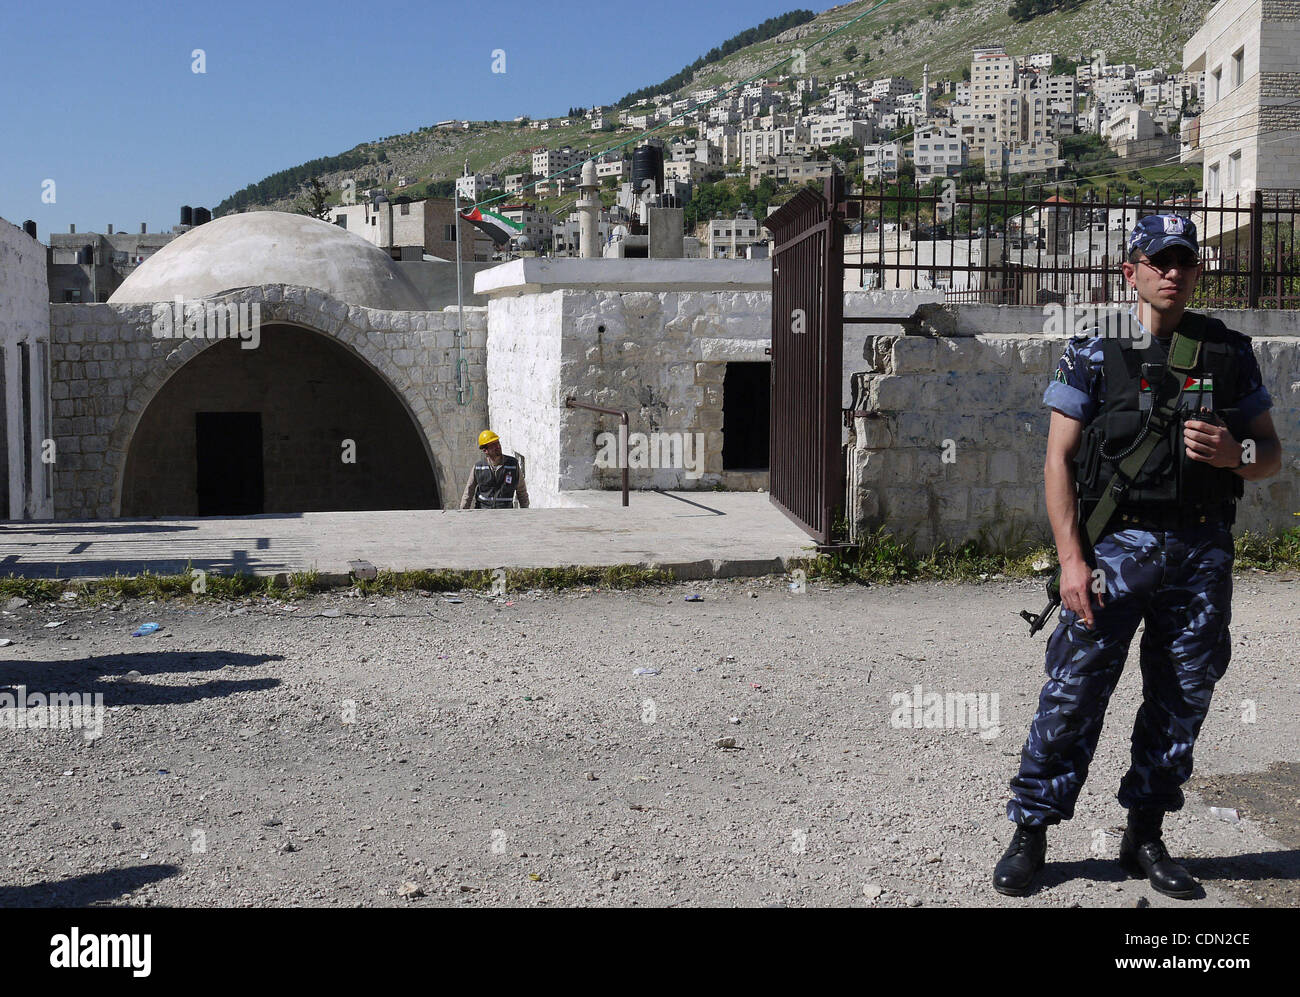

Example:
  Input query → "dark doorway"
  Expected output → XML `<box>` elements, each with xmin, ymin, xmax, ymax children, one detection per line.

<box><xmin>196</xmin><ymin>412</ymin><xmax>264</xmax><ymax>516</ymax></box>
<box><xmin>722</xmin><ymin>361</ymin><xmax>771</xmax><ymax>470</ymax></box>
<box><xmin>122</xmin><ymin>327</ymin><xmax>440</xmax><ymax>517</ymax></box>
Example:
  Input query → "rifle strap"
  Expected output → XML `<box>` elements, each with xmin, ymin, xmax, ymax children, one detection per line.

<box><xmin>1081</xmin><ymin>323</ymin><xmax>1197</xmax><ymax>547</ymax></box>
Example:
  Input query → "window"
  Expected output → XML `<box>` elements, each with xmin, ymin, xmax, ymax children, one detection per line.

<box><xmin>63</xmin><ymin>289</ymin><xmax>81</xmax><ymax>302</ymax></box>
<box><xmin>1231</xmin><ymin>48</ymin><xmax>1244</xmax><ymax>89</ymax></box>
<box><xmin>1210</xmin><ymin>67</ymin><xmax>1221</xmax><ymax>104</ymax></box>
<box><xmin>400</xmin><ymin>203</ymin><xmax>410</xmax><ymax>215</ymax></box>
<box><xmin>336</xmin><ymin>216</ymin><xmax>347</xmax><ymax>229</ymax></box>
<box><xmin>1207</xmin><ymin>162</ymin><xmax>1221</xmax><ymax>199</ymax></box>
<box><xmin>444</xmin><ymin>224</ymin><xmax>456</xmax><ymax>242</ymax></box>
<box><xmin>1228</xmin><ymin>150</ymin><xmax>1241</xmax><ymax>188</ymax></box>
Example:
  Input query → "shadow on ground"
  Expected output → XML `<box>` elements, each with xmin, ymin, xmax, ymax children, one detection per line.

<box><xmin>0</xmin><ymin>864</ymin><xmax>180</xmax><ymax>907</ymax></box>
<box><xmin>0</xmin><ymin>651</ymin><xmax>283</xmax><ymax>706</ymax></box>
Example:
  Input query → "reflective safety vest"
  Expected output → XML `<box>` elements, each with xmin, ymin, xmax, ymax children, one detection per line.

<box><xmin>1074</xmin><ymin>313</ymin><xmax>1246</xmax><ymax>512</ymax></box>
<box><xmin>473</xmin><ymin>455</ymin><xmax>520</xmax><ymax>508</ymax></box>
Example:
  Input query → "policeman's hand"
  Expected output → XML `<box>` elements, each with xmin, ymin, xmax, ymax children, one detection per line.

<box><xmin>1059</xmin><ymin>557</ymin><xmax>1101</xmax><ymax>629</ymax></box>
<box><xmin>1184</xmin><ymin>418</ymin><xmax>1241</xmax><ymax>468</ymax></box>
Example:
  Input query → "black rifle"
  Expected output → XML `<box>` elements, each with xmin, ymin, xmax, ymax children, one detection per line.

<box><xmin>1021</xmin><ymin>571</ymin><xmax>1061</xmax><ymax>636</ymax></box>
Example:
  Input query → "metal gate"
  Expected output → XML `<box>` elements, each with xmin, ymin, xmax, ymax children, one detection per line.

<box><xmin>765</xmin><ymin>174</ymin><xmax>844</xmax><ymax>546</ymax></box>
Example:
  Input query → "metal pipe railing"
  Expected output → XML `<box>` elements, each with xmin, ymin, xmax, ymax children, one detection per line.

<box><xmin>564</xmin><ymin>398</ymin><xmax>629</xmax><ymax>507</ymax></box>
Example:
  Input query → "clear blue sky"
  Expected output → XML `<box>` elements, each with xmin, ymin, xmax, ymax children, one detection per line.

<box><xmin>0</xmin><ymin>0</ymin><xmax>837</xmax><ymax>238</ymax></box>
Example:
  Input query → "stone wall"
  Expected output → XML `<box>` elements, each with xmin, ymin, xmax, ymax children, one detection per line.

<box><xmin>478</xmin><ymin>258</ymin><xmax>941</xmax><ymax>506</ymax></box>
<box><xmin>0</xmin><ymin>217</ymin><xmax>52</xmax><ymax>519</ymax></box>
<box><xmin>849</xmin><ymin>305</ymin><xmax>1300</xmax><ymax>552</ymax></box>
<box><xmin>483</xmin><ymin>291</ymin><xmax>566</xmax><ymax>506</ymax></box>
<box><xmin>479</xmin><ymin>260</ymin><xmax>781</xmax><ymax>505</ymax></box>
<box><xmin>559</xmin><ymin>288</ymin><xmax>772</xmax><ymax>495</ymax></box>
<box><xmin>47</xmin><ymin>284</ymin><xmax>487</xmax><ymax>519</ymax></box>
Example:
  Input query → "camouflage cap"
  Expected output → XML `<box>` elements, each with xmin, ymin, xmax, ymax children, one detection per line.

<box><xmin>1126</xmin><ymin>213</ymin><xmax>1199</xmax><ymax>258</ymax></box>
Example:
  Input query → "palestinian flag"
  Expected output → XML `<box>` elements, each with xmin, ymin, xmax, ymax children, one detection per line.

<box><xmin>459</xmin><ymin>206</ymin><xmax>524</xmax><ymax>245</ymax></box>
<box><xmin>1139</xmin><ymin>374</ymin><xmax>1213</xmax><ymax>410</ymax></box>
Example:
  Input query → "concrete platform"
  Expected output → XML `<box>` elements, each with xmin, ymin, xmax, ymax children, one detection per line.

<box><xmin>0</xmin><ymin>491</ymin><xmax>815</xmax><ymax>581</ymax></box>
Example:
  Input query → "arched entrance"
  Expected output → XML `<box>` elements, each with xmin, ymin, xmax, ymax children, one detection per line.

<box><xmin>120</xmin><ymin>323</ymin><xmax>440</xmax><ymax>516</ymax></box>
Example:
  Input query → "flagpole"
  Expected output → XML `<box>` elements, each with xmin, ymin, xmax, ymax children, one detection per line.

<box><xmin>453</xmin><ymin>188</ymin><xmax>470</xmax><ymax>405</ymax></box>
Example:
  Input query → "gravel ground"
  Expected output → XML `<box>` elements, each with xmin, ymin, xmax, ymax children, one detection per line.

<box><xmin>1</xmin><ymin>573</ymin><xmax>1297</xmax><ymax>908</ymax></box>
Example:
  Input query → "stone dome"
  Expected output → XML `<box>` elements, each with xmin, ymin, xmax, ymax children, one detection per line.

<box><xmin>109</xmin><ymin>210</ymin><xmax>427</xmax><ymax>310</ymax></box>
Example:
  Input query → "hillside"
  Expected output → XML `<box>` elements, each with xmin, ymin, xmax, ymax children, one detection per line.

<box><xmin>680</xmin><ymin>0</ymin><xmax>1214</xmax><ymax>92</ymax></box>
<box><xmin>217</xmin><ymin>0</ymin><xmax>1215</xmax><ymax>215</ymax></box>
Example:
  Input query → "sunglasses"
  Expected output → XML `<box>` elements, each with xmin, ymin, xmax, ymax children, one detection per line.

<box><xmin>1138</xmin><ymin>251</ymin><xmax>1200</xmax><ymax>275</ymax></box>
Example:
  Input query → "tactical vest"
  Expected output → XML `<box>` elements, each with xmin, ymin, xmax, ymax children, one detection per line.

<box><xmin>1074</xmin><ymin>313</ymin><xmax>1246</xmax><ymax>513</ymax></box>
<box><xmin>473</xmin><ymin>455</ymin><xmax>520</xmax><ymax>508</ymax></box>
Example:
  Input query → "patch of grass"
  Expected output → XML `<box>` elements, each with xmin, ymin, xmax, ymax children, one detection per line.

<box><xmin>803</xmin><ymin>522</ymin><xmax>1300</xmax><ymax>585</ymax></box>
<box><xmin>1234</xmin><ymin>527</ymin><xmax>1300</xmax><ymax>571</ymax></box>
<box><xmin>806</xmin><ymin>525</ymin><xmax>1054</xmax><ymax>584</ymax></box>
<box><xmin>1</xmin><ymin>567</ymin><xmax>327</xmax><ymax>604</ymax></box>
<box><xmin>353</xmin><ymin>564</ymin><xmax>672</xmax><ymax>595</ymax></box>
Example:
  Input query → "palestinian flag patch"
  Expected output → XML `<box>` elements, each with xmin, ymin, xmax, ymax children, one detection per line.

<box><xmin>1139</xmin><ymin>374</ymin><xmax>1213</xmax><ymax>410</ymax></box>
<box><xmin>459</xmin><ymin>206</ymin><xmax>524</xmax><ymax>245</ymax></box>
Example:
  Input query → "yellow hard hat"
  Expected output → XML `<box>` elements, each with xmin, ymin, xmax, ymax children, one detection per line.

<box><xmin>477</xmin><ymin>430</ymin><xmax>500</xmax><ymax>448</ymax></box>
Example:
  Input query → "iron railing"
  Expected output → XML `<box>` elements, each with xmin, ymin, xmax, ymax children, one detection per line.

<box><xmin>564</xmin><ymin>397</ymin><xmax>629</xmax><ymax>506</ymax></box>
<box><xmin>843</xmin><ymin>183</ymin><xmax>1300</xmax><ymax>309</ymax></box>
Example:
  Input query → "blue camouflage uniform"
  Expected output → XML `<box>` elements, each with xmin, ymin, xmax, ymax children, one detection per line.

<box><xmin>1006</xmin><ymin>313</ymin><xmax>1273</xmax><ymax>826</ymax></box>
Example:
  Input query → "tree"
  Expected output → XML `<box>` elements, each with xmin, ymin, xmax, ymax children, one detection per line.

<box><xmin>1049</xmin><ymin>54</ymin><xmax>1079</xmax><ymax>77</ymax></box>
<box><xmin>296</xmin><ymin>176</ymin><xmax>331</xmax><ymax>220</ymax></box>
<box><xmin>844</xmin><ymin>44</ymin><xmax>858</xmax><ymax>61</ymax></box>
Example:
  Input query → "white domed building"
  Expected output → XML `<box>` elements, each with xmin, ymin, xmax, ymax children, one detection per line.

<box><xmin>6</xmin><ymin>211</ymin><xmax>487</xmax><ymax>518</ymax></box>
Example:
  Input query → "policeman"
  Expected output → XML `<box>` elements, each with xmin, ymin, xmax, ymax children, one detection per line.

<box><xmin>460</xmin><ymin>430</ymin><xmax>529</xmax><ymax>509</ymax></box>
<box><xmin>994</xmin><ymin>215</ymin><xmax>1282</xmax><ymax>898</ymax></box>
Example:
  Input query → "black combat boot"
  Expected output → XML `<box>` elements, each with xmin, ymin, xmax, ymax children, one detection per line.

<box><xmin>1119</xmin><ymin>807</ymin><xmax>1198</xmax><ymax>899</ymax></box>
<box><xmin>993</xmin><ymin>823</ymin><xmax>1047</xmax><ymax>896</ymax></box>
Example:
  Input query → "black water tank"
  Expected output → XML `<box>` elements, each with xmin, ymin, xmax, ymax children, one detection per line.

<box><xmin>194</xmin><ymin>207</ymin><xmax>211</xmax><ymax>225</ymax></box>
<box><xmin>631</xmin><ymin>145</ymin><xmax>664</xmax><ymax>197</ymax></box>
<box><xmin>180</xmin><ymin>205</ymin><xmax>193</xmax><ymax>226</ymax></box>
<box><xmin>23</xmin><ymin>220</ymin><xmax>36</xmax><ymax>239</ymax></box>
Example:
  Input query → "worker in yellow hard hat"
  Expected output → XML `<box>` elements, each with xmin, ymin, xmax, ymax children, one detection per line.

<box><xmin>460</xmin><ymin>429</ymin><xmax>529</xmax><ymax>509</ymax></box>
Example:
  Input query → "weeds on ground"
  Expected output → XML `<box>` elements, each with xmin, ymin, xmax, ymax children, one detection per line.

<box><xmin>0</xmin><ymin>564</ymin><xmax>673</xmax><ymax>604</ymax></box>
<box><xmin>803</xmin><ymin>523</ymin><xmax>1300</xmax><ymax>585</ymax></box>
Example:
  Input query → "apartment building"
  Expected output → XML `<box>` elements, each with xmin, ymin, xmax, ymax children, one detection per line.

<box><xmin>861</xmin><ymin>141</ymin><xmax>902</xmax><ymax>181</ymax></box>
<box><xmin>532</xmin><ymin>146</ymin><xmax>588</xmax><ymax>179</ymax></box>
<box><xmin>329</xmin><ymin>197</ymin><xmax>488</xmax><ymax>262</ymax></box>
<box><xmin>985</xmin><ymin>140</ymin><xmax>1064</xmax><ymax>180</ymax></box>
<box><xmin>739</xmin><ymin>124</ymin><xmax>810</xmax><ymax>168</ymax></box>
<box><xmin>913</xmin><ymin>126</ymin><xmax>967</xmax><ymax>180</ymax></box>
<box><xmin>808</xmin><ymin>115</ymin><xmax>875</xmax><ymax>148</ymax></box>
<box><xmin>747</xmin><ymin>154</ymin><xmax>835</xmax><ymax>186</ymax></box>
<box><xmin>455</xmin><ymin>172</ymin><xmax>500</xmax><ymax>201</ymax></box>
<box><xmin>871</xmin><ymin>76</ymin><xmax>915</xmax><ymax>99</ymax></box>
<box><xmin>970</xmin><ymin>46</ymin><xmax>1018</xmax><ymax>116</ymax></box>
<box><xmin>499</xmin><ymin>202</ymin><xmax>555</xmax><ymax>250</ymax></box>
<box><xmin>1183</xmin><ymin>0</ymin><xmax>1300</xmax><ymax>241</ymax></box>
<box><xmin>703</xmin><ymin>207</ymin><xmax>766</xmax><ymax>259</ymax></box>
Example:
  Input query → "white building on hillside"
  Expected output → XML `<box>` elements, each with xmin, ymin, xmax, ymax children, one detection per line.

<box><xmin>1183</xmin><ymin>0</ymin><xmax>1300</xmax><ymax>245</ymax></box>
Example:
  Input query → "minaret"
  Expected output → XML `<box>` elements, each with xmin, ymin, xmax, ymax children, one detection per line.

<box><xmin>922</xmin><ymin>64</ymin><xmax>930</xmax><ymax>117</ymax></box>
<box><xmin>577</xmin><ymin>160</ymin><xmax>600</xmax><ymax>258</ymax></box>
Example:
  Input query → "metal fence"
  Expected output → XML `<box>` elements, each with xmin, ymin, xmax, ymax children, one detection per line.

<box><xmin>843</xmin><ymin>184</ymin><xmax>1300</xmax><ymax>309</ymax></box>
